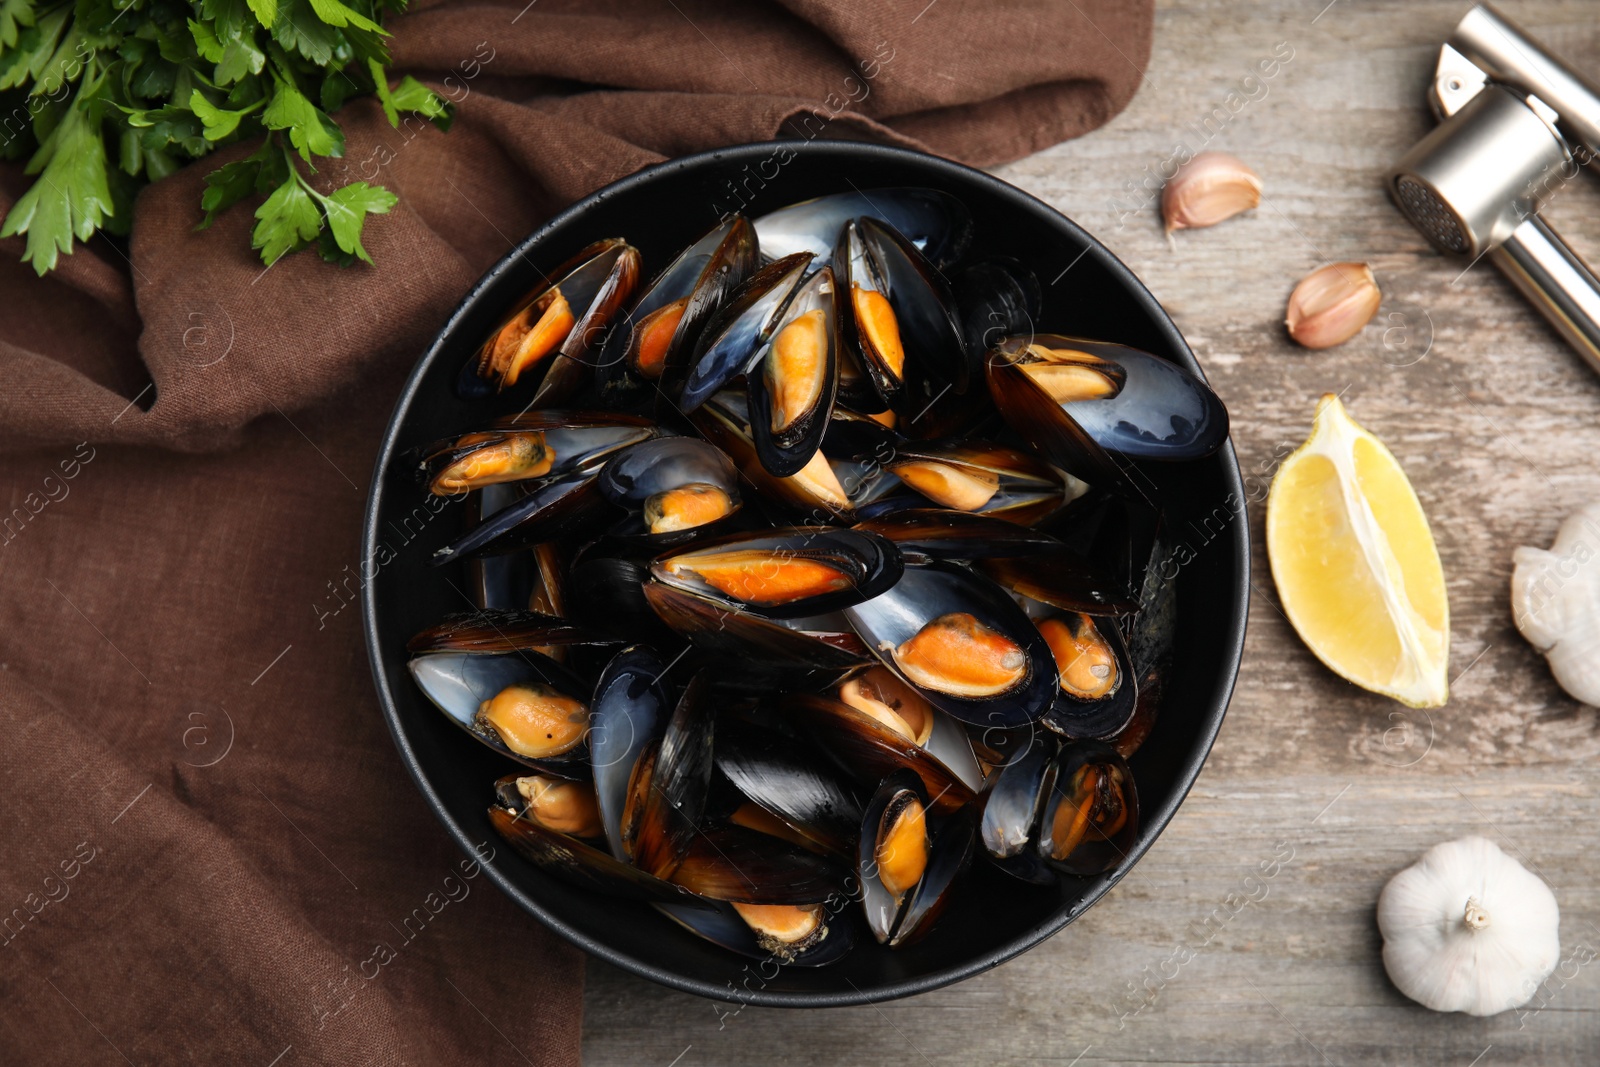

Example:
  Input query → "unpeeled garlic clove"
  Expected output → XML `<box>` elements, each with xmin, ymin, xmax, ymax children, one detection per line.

<box><xmin>1285</xmin><ymin>262</ymin><xmax>1381</xmax><ymax>349</ymax></box>
<box><xmin>1161</xmin><ymin>152</ymin><xmax>1263</xmax><ymax>233</ymax></box>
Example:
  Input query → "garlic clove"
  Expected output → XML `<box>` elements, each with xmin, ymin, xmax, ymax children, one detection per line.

<box><xmin>1510</xmin><ymin>501</ymin><xmax>1600</xmax><ymax>706</ymax></box>
<box><xmin>1161</xmin><ymin>152</ymin><xmax>1263</xmax><ymax>233</ymax></box>
<box><xmin>1285</xmin><ymin>262</ymin><xmax>1381</xmax><ymax>349</ymax></box>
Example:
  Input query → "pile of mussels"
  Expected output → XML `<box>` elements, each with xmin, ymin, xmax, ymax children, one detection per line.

<box><xmin>404</xmin><ymin>188</ymin><xmax>1229</xmax><ymax>965</ymax></box>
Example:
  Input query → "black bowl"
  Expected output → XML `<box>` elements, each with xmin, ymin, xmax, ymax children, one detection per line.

<box><xmin>361</xmin><ymin>140</ymin><xmax>1249</xmax><ymax>1007</ymax></box>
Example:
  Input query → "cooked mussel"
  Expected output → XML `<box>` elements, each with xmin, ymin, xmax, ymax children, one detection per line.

<box><xmin>1036</xmin><ymin>612</ymin><xmax>1138</xmax><ymax>740</ymax></box>
<box><xmin>858</xmin><ymin>771</ymin><xmax>929</xmax><ymax>942</ymax></box>
<box><xmin>884</xmin><ymin>441</ymin><xmax>1068</xmax><ymax>526</ymax></box>
<box><xmin>465</xmin><ymin>238</ymin><xmax>641</xmax><ymax>400</ymax></box>
<box><xmin>507</xmin><ymin>774</ymin><xmax>604</xmax><ymax>838</ymax></box>
<box><xmin>745</xmin><ymin>265</ymin><xmax>841</xmax><ymax>477</ymax></box>
<box><xmin>856</xmin><ymin>772</ymin><xmax>978</xmax><ymax>946</ymax></box>
<box><xmin>833</xmin><ymin>666</ymin><xmax>983</xmax><ymax>791</ymax></box>
<box><xmin>987</xmin><ymin>335</ymin><xmax>1229</xmax><ymax>478</ymax></box>
<box><xmin>589</xmin><ymin>645</ymin><xmax>673</xmax><ymax>860</ymax></box>
<box><xmin>657</xmin><ymin>897</ymin><xmax>853</xmax><ymax>966</ymax></box>
<box><xmin>597</xmin><ymin>436</ymin><xmax>742</xmax><ymax>540</ymax></box>
<box><xmin>979</xmin><ymin>731</ymin><xmax>1058</xmax><ymax>884</ymax></box>
<box><xmin>691</xmin><ymin>390</ymin><xmax>854</xmax><ymax>523</ymax></box>
<box><xmin>489</xmin><ymin>780</ymin><xmax>685</xmax><ymax>902</ymax></box>
<box><xmin>680</xmin><ymin>253</ymin><xmax>812</xmax><ymax>414</ymax></box>
<box><xmin>838</xmin><ymin>217</ymin><xmax>968</xmax><ymax>409</ymax></box>
<box><xmin>597</xmin><ymin>217</ymin><xmax>759</xmax><ymax>408</ymax></box>
<box><xmin>649</xmin><ymin>526</ymin><xmax>900</xmax><ymax>619</ymax></box>
<box><xmin>844</xmin><ymin>561</ymin><xmax>1057</xmax><ymax>729</ymax></box>
<box><xmin>420</xmin><ymin>412</ymin><xmax>655</xmax><ymax>496</ymax></box>
<box><xmin>783</xmin><ymin>692</ymin><xmax>979</xmax><ymax>810</ymax></box>
<box><xmin>409</xmin><ymin>650</ymin><xmax>592</xmax><ymax>776</ymax></box>
<box><xmin>753</xmin><ymin>187</ymin><xmax>972</xmax><ymax>271</ymax></box>
<box><xmin>1036</xmin><ymin>742</ymin><xmax>1138</xmax><ymax>876</ymax></box>
<box><xmin>642</xmin><ymin>580</ymin><xmax>871</xmax><ymax>679</ymax></box>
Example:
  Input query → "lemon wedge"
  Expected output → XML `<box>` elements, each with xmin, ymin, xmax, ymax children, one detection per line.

<box><xmin>1266</xmin><ymin>394</ymin><xmax>1449</xmax><ymax>707</ymax></box>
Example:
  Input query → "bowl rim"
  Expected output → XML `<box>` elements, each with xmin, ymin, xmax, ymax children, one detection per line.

<box><xmin>360</xmin><ymin>138</ymin><xmax>1250</xmax><ymax>1008</ymax></box>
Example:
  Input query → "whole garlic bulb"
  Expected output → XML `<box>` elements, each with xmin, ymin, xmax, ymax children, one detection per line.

<box><xmin>1377</xmin><ymin>837</ymin><xmax>1559</xmax><ymax>1016</ymax></box>
<box><xmin>1511</xmin><ymin>502</ymin><xmax>1600</xmax><ymax>705</ymax></box>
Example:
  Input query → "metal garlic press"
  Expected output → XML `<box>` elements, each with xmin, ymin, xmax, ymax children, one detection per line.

<box><xmin>1388</xmin><ymin>3</ymin><xmax>1600</xmax><ymax>374</ymax></box>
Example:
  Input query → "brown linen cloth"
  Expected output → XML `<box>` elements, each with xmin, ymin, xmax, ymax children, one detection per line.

<box><xmin>0</xmin><ymin>1</ymin><xmax>1150</xmax><ymax>1062</ymax></box>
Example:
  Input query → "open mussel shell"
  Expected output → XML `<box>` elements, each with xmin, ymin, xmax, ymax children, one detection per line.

<box><xmin>669</xmin><ymin>824</ymin><xmax>848</xmax><ymax>904</ymax></box>
<box><xmin>782</xmin><ymin>693</ymin><xmax>978</xmax><ymax>814</ymax></box>
<box><xmin>745</xmin><ymin>266</ymin><xmax>841</xmax><ymax>477</ymax></box>
<box><xmin>852</xmin><ymin>216</ymin><xmax>969</xmax><ymax>406</ymax></box>
<box><xmin>596</xmin><ymin>217</ymin><xmax>760</xmax><ymax>409</ymax></box>
<box><xmin>420</xmin><ymin>412</ymin><xmax>655</xmax><ymax>497</ymax></box>
<box><xmin>1036</xmin><ymin>612</ymin><xmax>1138</xmax><ymax>740</ymax></box>
<box><xmin>832</xmin><ymin>666</ymin><xmax>984</xmax><ymax>791</ymax></box>
<box><xmin>979</xmin><ymin>732</ymin><xmax>1058</xmax><ymax>884</ymax></box>
<box><xmin>463</xmin><ymin>238</ymin><xmax>641</xmax><ymax>400</ymax></box>
<box><xmin>589</xmin><ymin>645</ymin><xmax>673</xmax><ymax>861</ymax></box>
<box><xmin>489</xmin><ymin>798</ymin><xmax>686</xmax><ymax>903</ymax></box>
<box><xmin>431</xmin><ymin>468</ymin><xmax>616</xmax><ymax>566</ymax></box>
<box><xmin>656</xmin><ymin>898</ymin><xmax>854</xmax><ymax>967</ymax></box>
<box><xmin>953</xmin><ymin>256</ymin><xmax>1040</xmax><ymax>375</ymax></box>
<box><xmin>1036</xmin><ymin>742</ymin><xmax>1139</xmax><ymax>877</ymax></box>
<box><xmin>630</xmin><ymin>672</ymin><xmax>717</xmax><ymax>880</ymax></box>
<box><xmin>714</xmin><ymin>720</ymin><xmax>863</xmax><ymax>857</ymax></box>
<box><xmin>409</xmin><ymin>650</ymin><xmax>593</xmax><ymax>777</ymax></box>
<box><xmin>832</xmin><ymin>219</ymin><xmax>906</xmax><ymax>410</ymax></box>
<box><xmin>463</xmin><ymin>486</ymin><xmax>534</xmax><ymax>610</ymax></box>
<box><xmin>884</xmin><ymin>441</ymin><xmax>1067</xmax><ymax>527</ymax></box>
<box><xmin>890</xmin><ymin>804</ymin><xmax>979</xmax><ymax>947</ymax></box>
<box><xmin>407</xmin><ymin>610</ymin><xmax>605</xmax><ymax>654</ymax></box>
<box><xmin>843</xmin><ymin>561</ymin><xmax>1057</xmax><ymax>729</ymax></box>
<box><xmin>854</xmin><ymin>509</ymin><xmax>1065</xmax><ymax>564</ymax></box>
<box><xmin>597</xmin><ymin>436</ymin><xmax>742</xmax><ymax>542</ymax></box>
<box><xmin>690</xmin><ymin>390</ymin><xmax>855</xmax><ymax>522</ymax></box>
<box><xmin>754</xmin><ymin>187</ymin><xmax>972</xmax><ymax>271</ymax></box>
<box><xmin>988</xmin><ymin>334</ymin><xmax>1229</xmax><ymax>467</ymax></box>
<box><xmin>680</xmin><ymin>253</ymin><xmax>812</xmax><ymax>414</ymax></box>
<box><xmin>857</xmin><ymin>771</ymin><xmax>930</xmax><ymax>943</ymax></box>
<box><xmin>649</xmin><ymin>526</ymin><xmax>901</xmax><ymax>620</ymax></box>
<box><xmin>642</xmin><ymin>580</ymin><xmax>871</xmax><ymax>679</ymax></box>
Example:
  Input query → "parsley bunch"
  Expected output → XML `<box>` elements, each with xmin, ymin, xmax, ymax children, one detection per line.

<box><xmin>0</xmin><ymin>0</ymin><xmax>450</xmax><ymax>274</ymax></box>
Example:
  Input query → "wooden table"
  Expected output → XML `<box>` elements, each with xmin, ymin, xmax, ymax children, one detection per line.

<box><xmin>584</xmin><ymin>2</ymin><xmax>1600</xmax><ymax>1063</ymax></box>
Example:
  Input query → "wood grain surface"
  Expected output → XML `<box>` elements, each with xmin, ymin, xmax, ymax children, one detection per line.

<box><xmin>583</xmin><ymin>2</ymin><xmax>1600</xmax><ymax>1063</ymax></box>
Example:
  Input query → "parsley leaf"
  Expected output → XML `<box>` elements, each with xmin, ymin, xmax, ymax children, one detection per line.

<box><xmin>318</xmin><ymin>178</ymin><xmax>393</xmax><ymax>262</ymax></box>
<box><xmin>0</xmin><ymin>83</ymin><xmax>114</xmax><ymax>273</ymax></box>
<box><xmin>189</xmin><ymin>87</ymin><xmax>260</xmax><ymax>141</ymax></box>
<box><xmin>262</xmin><ymin>75</ymin><xmax>341</xmax><ymax>160</ymax></box>
<box><xmin>252</xmin><ymin>162</ymin><xmax>320</xmax><ymax>263</ymax></box>
<box><xmin>0</xmin><ymin>0</ymin><xmax>35</xmax><ymax>50</ymax></box>
<box><xmin>305</xmin><ymin>0</ymin><xmax>384</xmax><ymax>36</ymax></box>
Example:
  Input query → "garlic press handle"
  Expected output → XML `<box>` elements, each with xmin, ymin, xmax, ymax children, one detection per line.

<box><xmin>1491</xmin><ymin>214</ymin><xmax>1600</xmax><ymax>376</ymax></box>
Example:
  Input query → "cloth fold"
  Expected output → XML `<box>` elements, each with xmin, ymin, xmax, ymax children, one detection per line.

<box><xmin>0</xmin><ymin>1</ymin><xmax>1150</xmax><ymax>1061</ymax></box>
